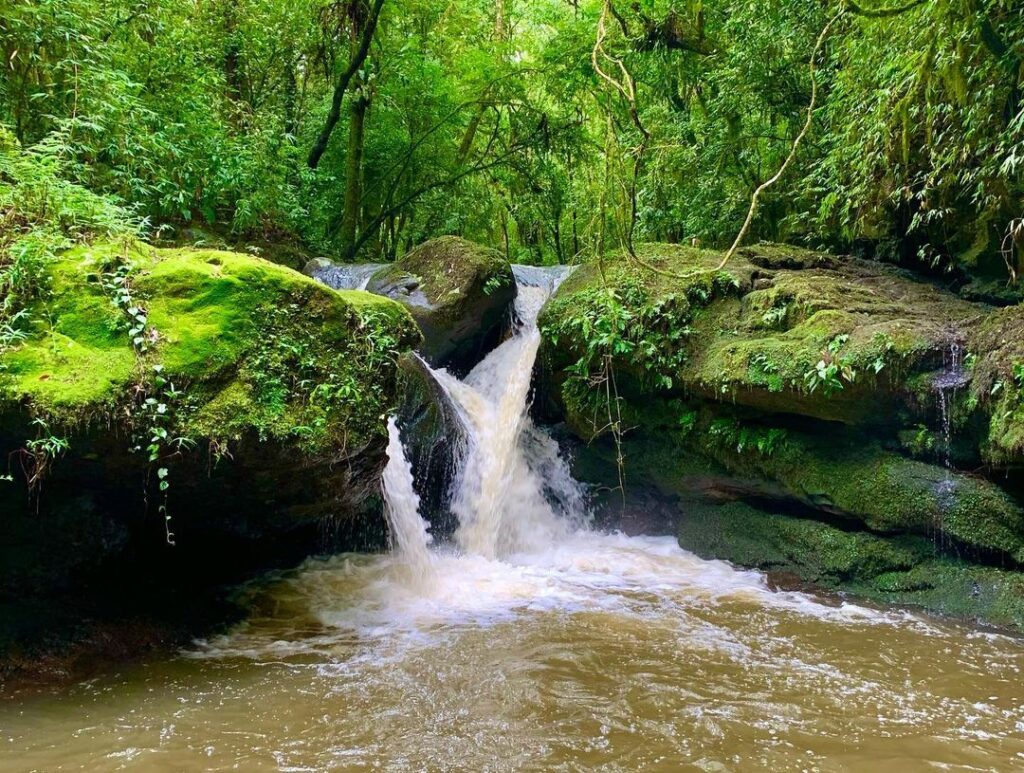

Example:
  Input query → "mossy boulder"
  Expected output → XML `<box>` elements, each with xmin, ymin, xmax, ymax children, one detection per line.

<box><xmin>544</xmin><ymin>242</ymin><xmax>1024</xmax><ymax>627</ymax></box>
<box><xmin>966</xmin><ymin>303</ymin><xmax>1024</xmax><ymax>465</ymax></box>
<box><xmin>0</xmin><ymin>240</ymin><xmax>420</xmax><ymax>597</ymax></box>
<box><xmin>694</xmin><ymin>417</ymin><xmax>1024</xmax><ymax>562</ymax></box>
<box><xmin>367</xmin><ymin>236</ymin><xmax>515</xmax><ymax>372</ymax></box>
<box><xmin>540</xmin><ymin>243</ymin><xmax>987</xmax><ymax>427</ymax></box>
<box><xmin>677</xmin><ymin>500</ymin><xmax>923</xmax><ymax>585</ymax></box>
<box><xmin>567</xmin><ymin>432</ymin><xmax>1024</xmax><ymax>629</ymax></box>
<box><xmin>676</xmin><ymin>499</ymin><xmax>1024</xmax><ymax>630</ymax></box>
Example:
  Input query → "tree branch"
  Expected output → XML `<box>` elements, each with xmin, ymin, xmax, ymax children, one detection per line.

<box><xmin>307</xmin><ymin>0</ymin><xmax>385</xmax><ymax>169</ymax></box>
<box><xmin>713</xmin><ymin>11</ymin><xmax>840</xmax><ymax>272</ymax></box>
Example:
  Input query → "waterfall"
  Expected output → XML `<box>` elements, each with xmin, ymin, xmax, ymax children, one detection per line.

<box><xmin>381</xmin><ymin>264</ymin><xmax>584</xmax><ymax>564</ymax></box>
<box><xmin>931</xmin><ymin>339</ymin><xmax>969</xmax><ymax>547</ymax></box>
<box><xmin>382</xmin><ymin>417</ymin><xmax>434</xmax><ymax>581</ymax></box>
<box><xmin>933</xmin><ymin>340</ymin><xmax>966</xmax><ymax>472</ymax></box>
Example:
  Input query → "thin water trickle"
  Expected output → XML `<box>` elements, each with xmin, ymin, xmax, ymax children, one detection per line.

<box><xmin>932</xmin><ymin>340</ymin><xmax>969</xmax><ymax>544</ymax></box>
<box><xmin>934</xmin><ymin>339</ymin><xmax>967</xmax><ymax>472</ymax></box>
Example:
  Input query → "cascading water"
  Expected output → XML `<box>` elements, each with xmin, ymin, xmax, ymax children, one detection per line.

<box><xmin>309</xmin><ymin>262</ymin><xmax>387</xmax><ymax>291</ymax></box>
<box><xmin>933</xmin><ymin>339</ymin><xmax>967</xmax><ymax>472</ymax></box>
<box><xmin>381</xmin><ymin>417</ymin><xmax>434</xmax><ymax>582</ymax></box>
<box><xmin>384</xmin><ymin>264</ymin><xmax>583</xmax><ymax>561</ymax></box>
<box><xmin>930</xmin><ymin>338</ymin><xmax>970</xmax><ymax>549</ymax></box>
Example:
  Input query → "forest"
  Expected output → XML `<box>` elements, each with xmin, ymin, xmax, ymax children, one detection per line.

<box><xmin>3</xmin><ymin>0</ymin><xmax>1021</xmax><ymax>279</ymax></box>
<box><xmin>3</xmin><ymin>1</ymin><xmax>1024</xmax><ymax>768</ymax></box>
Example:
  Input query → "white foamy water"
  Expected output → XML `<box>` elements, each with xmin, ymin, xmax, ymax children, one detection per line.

<box><xmin>381</xmin><ymin>417</ymin><xmax>434</xmax><ymax>584</ymax></box>
<box><xmin>193</xmin><ymin>531</ymin><xmax>935</xmax><ymax>664</ymax></box>
<box><xmin>418</xmin><ymin>267</ymin><xmax>585</xmax><ymax>559</ymax></box>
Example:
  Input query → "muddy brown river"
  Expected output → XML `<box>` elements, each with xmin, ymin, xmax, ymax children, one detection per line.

<box><xmin>2</xmin><ymin>533</ymin><xmax>1023</xmax><ymax>771</ymax></box>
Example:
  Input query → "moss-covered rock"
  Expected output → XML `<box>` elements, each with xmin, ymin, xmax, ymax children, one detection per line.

<box><xmin>4</xmin><ymin>241</ymin><xmax>418</xmax><ymax>446</ymax></box>
<box><xmin>966</xmin><ymin>303</ymin><xmax>1024</xmax><ymax>465</ymax></box>
<box><xmin>694</xmin><ymin>414</ymin><xmax>1024</xmax><ymax>562</ymax></box>
<box><xmin>540</xmin><ymin>242</ymin><xmax>987</xmax><ymax>427</ymax></box>
<box><xmin>567</xmin><ymin>432</ymin><xmax>1024</xmax><ymax>630</ymax></box>
<box><xmin>677</xmin><ymin>500</ymin><xmax>923</xmax><ymax>584</ymax></box>
<box><xmin>367</xmin><ymin>236</ymin><xmax>515</xmax><ymax>372</ymax></box>
<box><xmin>677</xmin><ymin>499</ymin><xmax>1024</xmax><ymax>630</ymax></box>
<box><xmin>0</xmin><ymin>240</ymin><xmax>420</xmax><ymax>597</ymax></box>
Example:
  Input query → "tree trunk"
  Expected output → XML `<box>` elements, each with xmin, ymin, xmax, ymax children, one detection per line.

<box><xmin>307</xmin><ymin>0</ymin><xmax>385</xmax><ymax>169</ymax></box>
<box><xmin>223</xmin><ymin>3</ymin><xmax>241</xmax><ymax>100</ymax></box>
<box><xmin>283</xmin><ymin>51</ymin><xmax>298</xmax><ymax>138</ymax></box>
<box><xmin>339</xmin><ymin>94</ymin><xmax>370</xmax><ymax>258</ymax></box>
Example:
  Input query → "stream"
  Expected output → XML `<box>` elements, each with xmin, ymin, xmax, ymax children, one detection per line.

<box><xmin>3</xmin><ymin>268</ymin><xmax>1024</xmax><ymax>771</ymax></box>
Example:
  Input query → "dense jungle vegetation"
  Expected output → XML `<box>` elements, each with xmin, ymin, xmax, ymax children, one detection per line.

<box><xmin>1</xmin><ymin>0</ymin><xmax>1021</xmax><ymax>284</ymax></box>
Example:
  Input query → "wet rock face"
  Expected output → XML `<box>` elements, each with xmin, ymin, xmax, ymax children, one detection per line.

<box><xmin>366</xmin><ymin>237</ymin><xmax>516</xmax><ymax>374</ymax></box>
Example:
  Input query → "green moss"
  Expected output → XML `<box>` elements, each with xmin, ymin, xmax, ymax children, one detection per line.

<box><xmin>693</xmin><ymin>414</ymin><xmax>1024</xmax><ymax>561</ymax></box>
<box><xmin>372</xmin><ymin>236</ymin><xmax>512</xmax><ymax>324</ymax></box>
<box><xmin>678</xmin><ymin>500</ymin><xmax>922</xmax><ymax>584</ymax></box>
<box><xmin>1</xmin><ymin>240</ymin><xmax>421</xmax><ymax>455</ymax></box>
<box><xmin>601</xmin><ymin>396</ymin><xmax>1024</xmax><ymax>561</ymax></box>
<box><xmin>5</xmin><ymin>332</ymin><xmax>135</xmax><ymax>410</ymax></box>
<box><xmin>678</xmin><ymin>499</ymin><xmax>1024</xmax><ymax>630</ymax></box>
<box><xmin>541</xmin><ymin>242</ymin><xmax>982</xmax><ymax>424</ymax></box>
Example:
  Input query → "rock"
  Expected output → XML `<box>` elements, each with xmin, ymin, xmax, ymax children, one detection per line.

<box><xmin>540</xmin><ymin>242</ymin><xmax>987</xmax><ymax>427</ymax></box>
<box><xmin>675</xmin><ymin>499</ymin><xmax>1024</xmax><ymax>630</ymax></box>
<box><xmin>392</xmin><ymin>353</ymin><xmax>467</xmax><ymax>538</ymax></box>
<box><xmin>367</xmin><ymin>237</ymin><xmax>515</xmax><ymax>372</ymax></box>
<box><xmin>543</xmin><ymin>242</ymin><xmax>1024</xmax><ymax>627</ymax></box>
<box><xmin>0</xmin><ymin>241</ymin><xmax>421</xmax><ymax>598</ymax></box>
<box><xmin>303</xmin><ymin>257</ymin><xmax>335</xmax><ymax>275</ymax></box>
<box><xmin>569</xmin><ymin>432</ymin><xmax>1024</xmax><ymax>630</ymax></box>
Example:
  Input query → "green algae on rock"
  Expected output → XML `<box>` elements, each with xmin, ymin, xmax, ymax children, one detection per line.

<box><xmin>3</xmin><ymin>241</ymin><xmax>420</xmax><ymax>452</ymax></box>
<box><xmin>676</xmin><ymin>499</ymin><xmax>1024</xmax><ymax>630</ymax></box>
<box><xmin>540</xmin><ymin>242</ymin><xmax>988</xmax><ymax>427</ymax></box>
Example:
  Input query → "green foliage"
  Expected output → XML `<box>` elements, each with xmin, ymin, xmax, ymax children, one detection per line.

<box><xmin>0</xmin><ymin>127</ymin><xmax>138</xmax><ymax>320</ymax></box>
<box><xmin>707</xmin><ymin>418</ymin><xmax>788</xmax><ymax>457</ymax></box>
<box><xmin>1</xmin><ymin>0</ymin><xmax>1020</xmax><ymax>275</ymax></box>
<box><xmin>545</xmin><ymin>282</ymin><xmax>678</xmax><ymax>424</ymax></box>
<box><xmin>803</xmin><ymin>334</ymin><xmax>858</xmax><ymax>396</ymax></box>
<box><xmin>544</xmin><ymin>268</ymin><xmax>738</xmax><ymax>406</ymax></box>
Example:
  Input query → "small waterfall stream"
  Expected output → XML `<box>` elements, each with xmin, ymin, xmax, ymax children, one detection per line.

<box><xmin>934</xmin><ymin>340</ymin><xmax>967</xmax><ymax>472</ymax></box>
<box><xmin>382</xmin><ymin>264</ymin><xmax>584</xmax><ymax>563</ymax></box>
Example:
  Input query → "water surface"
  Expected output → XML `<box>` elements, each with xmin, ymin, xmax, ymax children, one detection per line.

<box><xmin>3</xmin><ymin>532</ymin><xmax>1023</xmax><ymax>771</ymax></box>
